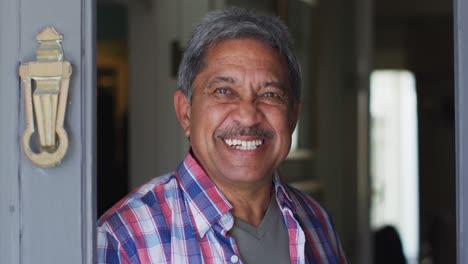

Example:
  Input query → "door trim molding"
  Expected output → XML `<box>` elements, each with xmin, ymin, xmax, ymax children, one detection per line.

<box><xmin>455</xmin><ymin>0</ymin><xmax>468</xmax><ymax>262</ymax></box>
<box><xmin>81</xmin><ymin>0</ymin><xmax>97</xmax><ymax>262</ymax></box>
<box><xmin>0</xmin><ymin>1</ymin><xmax>21</xmax><ymax>263</ymax></box>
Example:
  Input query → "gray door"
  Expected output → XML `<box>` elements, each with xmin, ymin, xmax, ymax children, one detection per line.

<box><xmin>0</xmin><ymin>0</ymin><xmax>95</xmax><ymax>263</ymax></box>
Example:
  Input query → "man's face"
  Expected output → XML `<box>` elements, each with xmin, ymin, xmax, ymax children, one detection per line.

<box><xmin>174</xmin><ymin>38</ymin><xmax>299</xmax><ymax>188</ymax></box>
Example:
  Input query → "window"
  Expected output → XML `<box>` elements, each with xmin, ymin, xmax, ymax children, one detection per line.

<box><xmin>370</xmin><ymin>70</ymin><xmax>419</xmax><ymax>263</ymax></box>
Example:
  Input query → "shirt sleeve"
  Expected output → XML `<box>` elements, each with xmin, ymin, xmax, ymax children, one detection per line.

<box><xmin>330</xmin><ymin>219</ymin><xmax>348</xmax><ymax>264</ymax></box>
<box><xmin>97</xmin><ymin>225</ymin><xmax>131</xmax><ymax>264</ymax></box>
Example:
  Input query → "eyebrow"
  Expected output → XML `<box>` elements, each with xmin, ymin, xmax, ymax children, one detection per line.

<box><xmin>208</xmin><ymin>76</ymin><xmax>236</xmax><ymax>88</ymax></box>
<box><xmin>263</xmin><ymin>81</ymin><xmax>286</xmax><ymax>91</ymax></box>
<box><xmin>207</xmin><ymin>77</ymin><xmax>287</xmax><ymax>91</ymax></box>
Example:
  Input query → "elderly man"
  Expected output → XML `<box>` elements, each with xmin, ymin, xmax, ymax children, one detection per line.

<box><xmin>97</xmin><ymin>8</ymin><xmax>346</xmax><ymax>264</ymax></box>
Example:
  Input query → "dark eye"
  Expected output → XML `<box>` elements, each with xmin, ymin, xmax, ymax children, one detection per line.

<box><xmin>262</xmin><ymin>92</ymin><xmax>279</xmax><ymax>98</ymax></box>
<box><xmin>215</xmin><ymin>87</ymin><xmax>230</xmax><ymax>94</ymax></box>
<box><xmin>258</xmin><ymin>91</ymin><xmax>288</xmax><ymax>105</ymax></box>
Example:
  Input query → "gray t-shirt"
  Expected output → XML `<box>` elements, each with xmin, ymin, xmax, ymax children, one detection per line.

<box><xmin>228</xmin><ymin>195</ymin><xmax>291</xmax><ymax>264</ymax></box>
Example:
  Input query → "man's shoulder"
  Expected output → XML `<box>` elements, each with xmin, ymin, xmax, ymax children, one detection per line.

<box><xmin>98</xmin><ymin>173</ymin><xmax>178</xmax><ymax>228</ymax></box>
<box><xmin>284</xmin><ymin>184</ymin><xmax>333</xmax><ymax>222</ymax></box>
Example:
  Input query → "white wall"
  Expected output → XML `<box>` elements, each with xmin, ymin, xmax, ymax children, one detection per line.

<box><xmin>128</xmin><ymin>0</ymin><xmax>224</xmax><ymax>188</ymax></box>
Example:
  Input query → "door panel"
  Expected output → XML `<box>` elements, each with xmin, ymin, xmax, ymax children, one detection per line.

<box><xmin>0</xmin><ymin>0</ymin><xmax>95</xmax><ymax>263</ymax></box>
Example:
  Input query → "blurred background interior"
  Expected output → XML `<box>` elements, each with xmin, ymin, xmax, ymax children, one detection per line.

<box><xmin>96</xmin><ymin>0</ymin><xmax>454</xmax><ymax>263</ymax></box>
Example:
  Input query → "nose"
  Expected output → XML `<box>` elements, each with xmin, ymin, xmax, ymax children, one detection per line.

<box><xmin>232</xmin><ymin>99</ymin><xmax>263</xmax><ymax>127</ymax></box>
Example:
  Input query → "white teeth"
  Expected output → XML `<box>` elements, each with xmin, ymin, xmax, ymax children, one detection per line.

<box><xmin>223</xmin><ymin>138</ymin><xmax>263</xmax><ymax>150</ymax></box>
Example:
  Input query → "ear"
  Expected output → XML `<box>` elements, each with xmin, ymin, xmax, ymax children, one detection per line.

<box><xmin>289</xmin><ymin>101</ymin><xmax>302</xmax><ymax>133</ymax></box>
<box><xmin>174</xmin><ymin>90</ymin><xmax>191</xmax><ymax>138</ymax></box>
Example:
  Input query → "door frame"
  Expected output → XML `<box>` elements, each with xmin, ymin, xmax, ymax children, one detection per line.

<box><xmin>455</xmin><ymin>0</ymin><xmax>468</xmax><ymax>263</ymax></box>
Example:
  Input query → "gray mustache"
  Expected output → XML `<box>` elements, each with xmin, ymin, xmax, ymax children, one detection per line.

<box><xmin>215</xmin><ymin>126</ymin><xmax>274</xmax><ymax>139</ymax></box>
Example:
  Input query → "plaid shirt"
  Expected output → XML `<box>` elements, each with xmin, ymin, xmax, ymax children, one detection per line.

<box><xmin>97</xmin><ymin>153</ymin><xmax>347</xmax><ymax>264</ymax></box>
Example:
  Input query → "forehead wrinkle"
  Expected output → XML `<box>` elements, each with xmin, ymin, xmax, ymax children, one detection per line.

<box><xmin>204</xmin><ymin>67</ymin><xmax>284</xmax><ymax>92</ymax></box>
<box><xmin>201</xmin><ymin>46</ymin><xmax>288</xmax><ymax>90</ymax></box>
<box><xmin>212</xmin><ymin>55</ymin><xmax>276</xmax><ymax>71</ymax></box>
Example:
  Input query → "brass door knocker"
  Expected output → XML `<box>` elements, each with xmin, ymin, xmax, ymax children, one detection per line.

<box><xmin>19</xmin><ymin>27</ymin><xmax>72</xmax><ymax>167</ymax></box>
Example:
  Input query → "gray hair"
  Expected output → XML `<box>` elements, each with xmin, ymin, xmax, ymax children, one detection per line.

<box><xmin>177</xmin><ymin>8</ymin><xmax>302</xmax><ymax>108</ymax></box>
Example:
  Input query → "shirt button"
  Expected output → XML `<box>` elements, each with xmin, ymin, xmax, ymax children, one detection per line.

<box><xmin>230</xmin><ymin>255</ymin><xmax>239</xmax><ymax>263</ymax></box>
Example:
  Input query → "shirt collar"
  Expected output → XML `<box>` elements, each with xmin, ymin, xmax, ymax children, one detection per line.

<box><xmin>176</xmin><ymin>152</ymin><xmax>296</xmax><ymax>237</ymax></box>
<box><xmin>272</xmin><ymin>170</ymin><xmax>296</xmax><ymax>213</ymax></box>
<box><xmin>176</xmin><ymin>152</ymin><xmax>233</xmax><ymax>238</ymax></box>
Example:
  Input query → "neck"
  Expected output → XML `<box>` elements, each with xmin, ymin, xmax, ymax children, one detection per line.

<box><xmin>217</xmin><ymin>180</ymin><xmax>273</xmax><ymax>226</ymax></box>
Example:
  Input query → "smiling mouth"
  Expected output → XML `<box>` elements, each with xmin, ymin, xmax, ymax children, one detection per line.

<box><xmin>223</xmin><ymin>138</ymin><xmax>264</xmax><ymax>150</ymax></box>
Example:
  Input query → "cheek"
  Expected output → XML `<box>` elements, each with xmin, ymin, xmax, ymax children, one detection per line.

<box><xmin>191</xmin><ymin>103</ymin><xmax>231</xmax><ymax>135</ymax></box>
<box><xmin>262</xmin><ymin>107</ymin><xmax>291</xmax><ymax>129</ymax></box>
